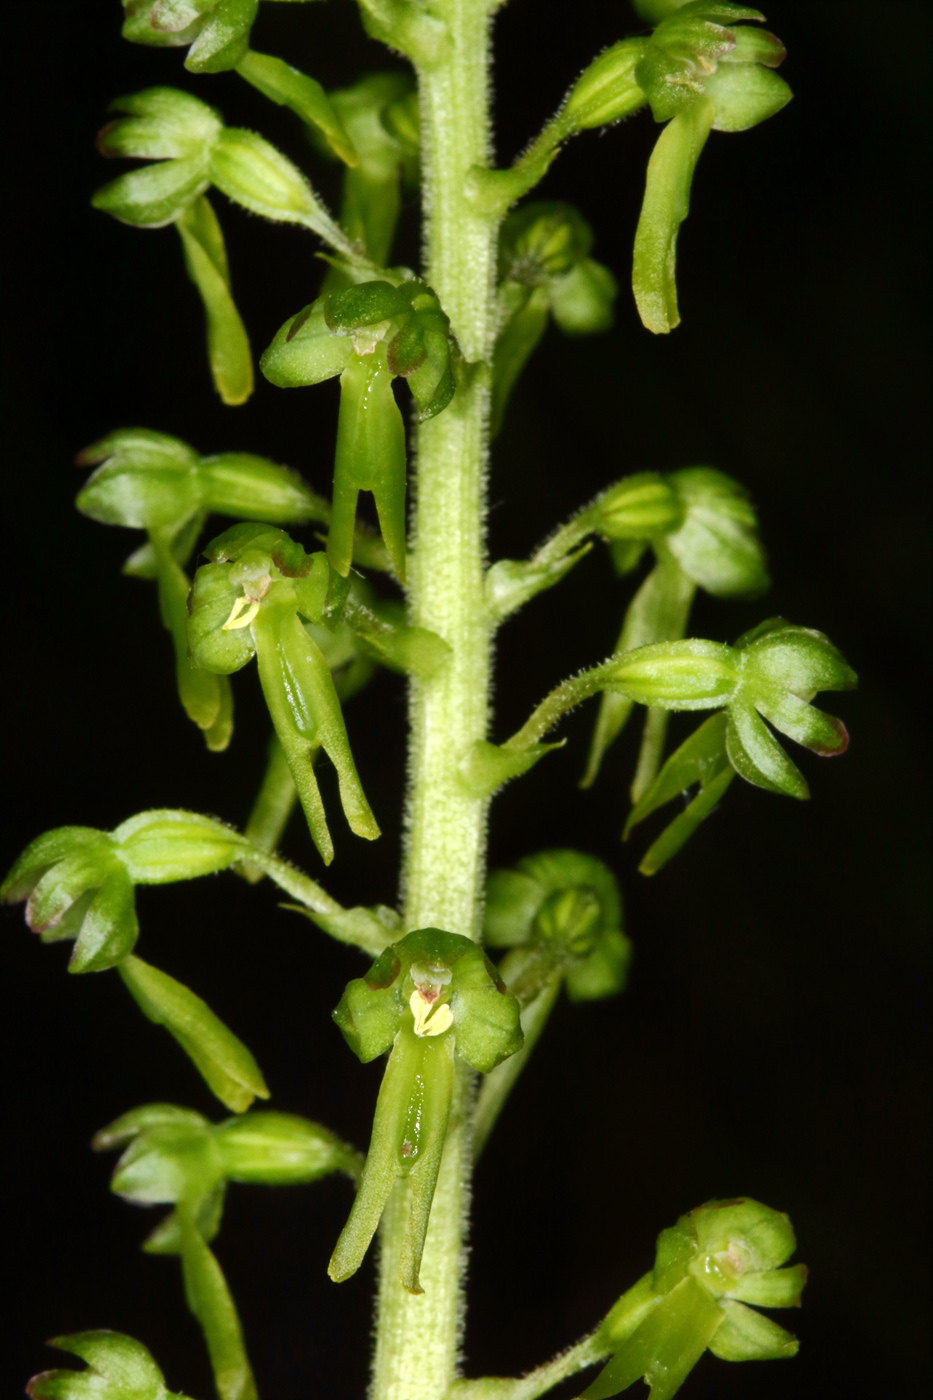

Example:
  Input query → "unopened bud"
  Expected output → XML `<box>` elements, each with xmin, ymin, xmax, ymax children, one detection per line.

<box><xmin>562</xmin><ymin>39</ymin><xmax>649</xmax><ymax>133</ymax></box>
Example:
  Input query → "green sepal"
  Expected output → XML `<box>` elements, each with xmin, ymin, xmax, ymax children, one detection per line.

<box><xmin>737</xmin><ymin>618</ymin><xmax>857</xmax><ymax>701</ymax></box>
<box><xmin>204</xmin><ymin>520</ymin><xmax>318</xmax><ymax>575</ymax></box>
<box><xmin>93</xmin><ymin>150</ymin><xmax>211</xmax><ymax>228</ymax></box>
<box><xmin>2</xmin><ymin>826</ymin><xmax>113</xmax><ymax>912</ymax></box>
<box><xmin>235</xmin><ymin>49</ymin><xmax>357</xmax><ymax>164</ymax></box>
<box><xmin>67</xmin><ymin>866</ymin><xmax>140</xmax><ymax>973</ymax></box>
<box><xmin>458</xmin><ymin>739</ymin><xmax>564</xmax><ymax>798</ymax></box>
<box><xmin>119</xmin><ymin>954</ymin><xmax>270</xmax><ymax>1113</ymax></box>
<box><xmin>726</xmin><ymin>698</ymin><xmax>809</xmax><ymax>798</ymax></box>
<box><xmin>667</xmin><ymin>467</ymin><xmax>769</xmax><ymax>597</ymax></box>
<box><xmin>184</xmin><ymin>0</ymin><xmax>258</xmax><ymax>73</ymax></box>
<box><xmin>584</xmin><ymin>1276</ymin><xmax>725</xmax><ymax>1400</ymax></box>
<box><xmin>97</xmin><ymin>86</ymin><xmax>222</xmax><ymax>161</ymax></box>
<box><xmin>27</xmin><ymin>1330</ymin><xmax>186</xmax><ymax>1400</ymax></box>
<box><xmin>603</xmin><ymin>638</ymin><xmax>739</xmax><ymax>709</ymax></box>
<box><xmin>706</xmin><ymin>44</ymin><xmax>791</xmax><ymax>133</ymax></box>
<box><xmin>178</xmin><ymin>1211</ymin><xmax>258</xmax><ymax>1400</ymax></box>
<box><xmin>176</xmin><ymin>196</ymin><xmax>253</xmax><ymax>406</ymax></box>
<box><xmin>334</xmin><ymin>927</ymin><xmax>523</xmax><ymax>1073</ymax></box>
<box><xmin>123</xmin><ymin>0</ymin><xmax>211</xmax><ymax>49</ymax></box>
<box><xmin>187</xmin><ymin>560</ymin><xmax>257</xmax><ymax>674</ymax></box>
<box><xmin>261</xmin><ymin>298</ymin><xmax>354</xmax><ymax>386</ymax></box>
<box><xmin>633</xmin><ymin>97</ymin><xmax>714</xmax><ymax>334</ymax></box>
<box><xmin>76</xmin><ymin>429</ymin><xmax>202</xmax><ymax>529</ymax></box>
<box><xmin>729</xmin><ymin>1261</ymin><xmax>807</xmax><ymax>1309</ymax></box>
<box><xmin>708</xmin><ymin>1300</ymin><xmax>798</xmax><ymax>1360</ymax></box>
<box><xmin>325</xmin><ymin>280</ymin><xmax>412</xmax><ymax>330</ymax></box>
<box><xmin>625</xmin><ymin>713</ymin><xmax>736</xmax><ymax>874</ymax></box>
<box><xmin>92</xmin><ymin>1102</ymin><xmax>213</xmax><ymax>1151</ymax></box>
<box><xmin>329</xmin><ymin>347</ymin><xmax>408</xmax><ymax>581</ymax></box>
<box><xmin>108</xmin><ymin>1120</ymin><xmax>224</xmax><ymax>1206</ymax></box>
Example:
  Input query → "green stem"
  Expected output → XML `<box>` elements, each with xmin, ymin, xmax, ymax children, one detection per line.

<box><xmin>238</xmin><ymin>735</ymin><xmax>298</xmax><ymax>884</ymax></box>
<box><xmin>371</xmin><ymin>2</ymin><xmax>498</xmax><ymax>1396</ymax></box>
<box><xmin>447</xmin><ymin>1332</ymin><xmax>606</xmax><ymax>1400</ymax></box>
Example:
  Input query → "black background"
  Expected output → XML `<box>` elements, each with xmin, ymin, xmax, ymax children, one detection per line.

<box><xmin>2</xmin><ymin>2</ymin><xmax>929</xmax><ymax>1397</ymax></box>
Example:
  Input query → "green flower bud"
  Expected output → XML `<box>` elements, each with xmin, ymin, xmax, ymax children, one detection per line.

<box><xmin>560</xmin><ymin>39</ymin><xmax>649</xmax><ymax>133</ymax></box>
<box><xmin>586</xmin><ymin>1197</ymin><xmax>805</xmax><ymax>1399</ymax></box>
<box><xmin>330</xmin><ymin>928</ymin><xmax>522</xmax><ymax>1293</ymax></box>
<box><xmin>549</xmin><ymin>259</ymin><xmax>618</xmax><ymax>335</ymax></box>
<box><xmin>492</xmin><ymin>204</ymin><xmax>615</xmax><ymax>433</ymax></box>
<box><xmin>604</xmin><ymin>638</ymin><xmax>740</xmax><ymax>709</ymax></box>
<box><xmin>590</xmin><ymin>474</ymin><xmax>684</xmax><ymax>541</ymax></box>
<box><xmin>112</xmin><ymin>810</ymin><xmax>250</xmax><ymax>883</ymax></box>
<box><xmin>666</xmin><ymin>467</ymin><xmax>768</xmax><ymax>596</ymax></box>
<box><xmin>499</xmin><ymin>202</ymin><xmax>594</xmax><ymax>284</ymax></box>
<box><xmin>28</xmin><ymin>1330</ymin><xmax>189</xmax><ymax>1400</ymax></box>
<box><xmin>207</xmin><ymin>126</ymin><xmax>320</xmax><ymax>223</ymax></box>
<box><xmin>188</xmin><ymin>526</ymin><xmax>378</xmax><ymax>863</ymax></box>
<box><xmin>215</xmin><ymin>1111</ymin><xmax>359</xmax><ymax>1184</ymax></box>
<box><xmin>484</xmin><ymin>850</ymin><xmax>631</xmax><ymax>1003</ymax></box>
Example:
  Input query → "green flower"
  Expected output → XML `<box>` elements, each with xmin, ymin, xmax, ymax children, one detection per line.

<box><xmin>329</xmin><ymin>929</ymin><xmax>522</xmax><ymax>1293</ymax></box>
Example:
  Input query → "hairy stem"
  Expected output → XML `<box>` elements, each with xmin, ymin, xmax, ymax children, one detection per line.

<box><xmin>371</xmin><ymin>2</ymin><xmax>498</xmax><ymax>1396</ymax></box>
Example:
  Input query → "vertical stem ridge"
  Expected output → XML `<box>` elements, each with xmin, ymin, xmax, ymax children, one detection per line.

<box><xmin>371</xmin><ymin>2</ymin><xmax>498</xmax><ymax>1396</ymax></box>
